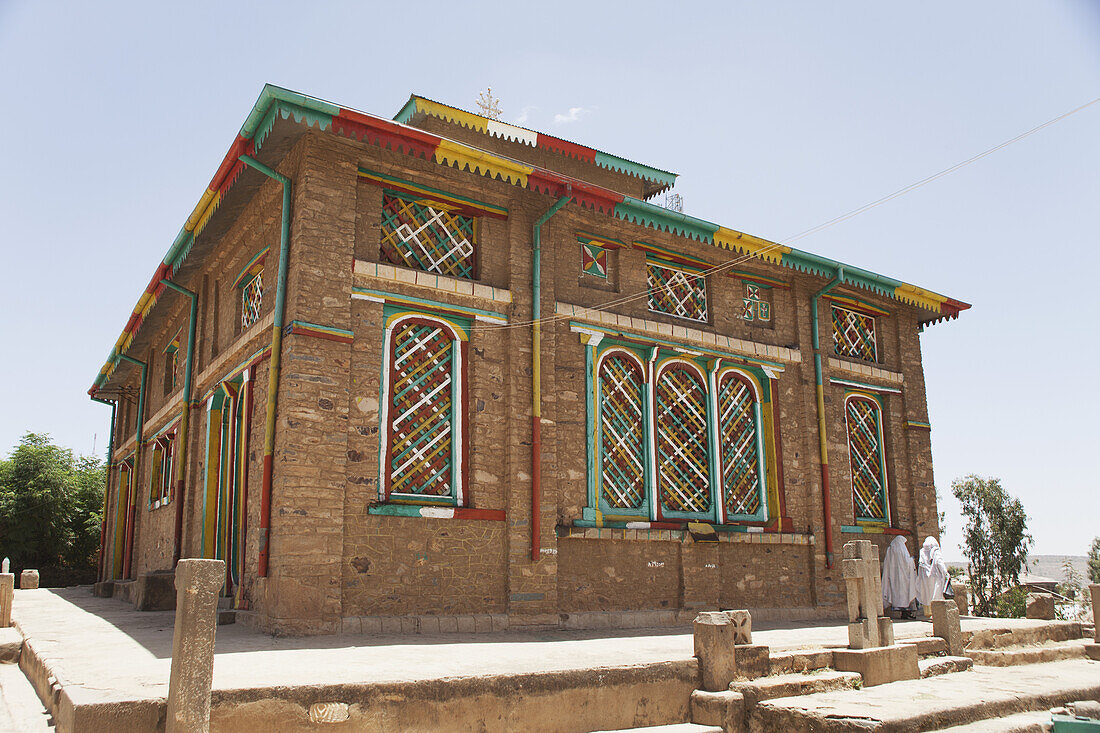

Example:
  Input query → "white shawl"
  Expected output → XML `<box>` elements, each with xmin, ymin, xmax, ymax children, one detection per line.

<box><xmin>916</xmin><ymin>536</ymin><xmax>948</xmax><ymax>605</ymax></box>
<box><xmin>881</xmin><ymin>535</ymin><xmax>916</xmax><ymax>609</ymax></box>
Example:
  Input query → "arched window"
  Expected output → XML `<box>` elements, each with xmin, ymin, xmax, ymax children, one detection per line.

<box><xmin>845</xmin><ymin>394</ymin><xmax>889</xmax><ymax>521</ymax></box>
<box><xmin>597</xmin><ymin>352</ymin><xmax>646</xmax><ymax>511</ymax></box>
<box><xmin>383</xmin><ymin>316</ymin><xmax>464</xmax><ymax>504</ymax></box>
<box><xmin>654</xmin><ymin>362</ymin><xmax>711</xmax><ymax>516</ymax></box>
<box><xmin>717</xmin><ymin>371</ymin><xmax>766</xmax><ymax>521</ymax></box>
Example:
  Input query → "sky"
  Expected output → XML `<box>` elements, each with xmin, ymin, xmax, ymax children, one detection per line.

<box><xmin>0</xmin><ymin>1</ymin><xmax>1097</xmax><ymax>560</ymax></box>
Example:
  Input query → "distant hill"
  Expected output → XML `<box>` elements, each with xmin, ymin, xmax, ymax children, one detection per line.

<box><xmin>947</xmin><ymin>555</ymin><xmax>1088</xmax><ymax>585</ymax></box>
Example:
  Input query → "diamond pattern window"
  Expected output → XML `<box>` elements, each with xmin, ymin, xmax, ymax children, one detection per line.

<box><xmin>383</xmin><ymin>317</ymin><xmax>464</xmax><ymax>505</ymax></box>
<box><xmin>380</xmin><ymin>193</ymin><xmax>477</xmax><ymax>279</ymax></box>
<box><xmin>647</xmin><ymin>261</ymin><xmax>707</xmax><ymax>322</ymax></box>
<box><xmin>741</xmin><ymin>283</ymin><xmax>771</xmax><ymax>322</ymax></box>
<box><xmin>241</xmin><ymin>271</ymin><xmax>263</xmax><ymax>330</ymax></box>
<box><xmin>717</xmin><ymin>372</ymin><xmax>766</xmax><ymax>520</ymax></box>
<box><xmin>582</xmin><ymin>242</ymin><xmax>608</xmax><ymax>279</ymax></box>
<box><xmin>597</xmin><ymin>353</ymin><xmax>646</xmax><ymax>511</ymax></box>
<box><xmin>832</xmin><ymin>306</ymin><xmax>877</xmax><ymax>362</ymax></box>
<box><xmin>845</xmin><ymin>394</ymin><xmax>888</xmax><ymax>522</ymax></box>
<box><xmin>654</xmin><ymin>363</ymin><xmax>711</xmax><ymax>516</ymax></box>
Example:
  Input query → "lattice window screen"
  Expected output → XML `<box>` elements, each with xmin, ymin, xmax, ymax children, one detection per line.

<box><xmin>832</xmin><ymin>306</ymin><xmax>877</xmax><ymax>361</ymax></box>
<box><xmin>380</xmin><ymin>193</ymin><xmax>477</xmax><ymax>279</ymax></box>
<box><xmin>387</xmin><ymin>321</ymin><xmax>456</xmax><ymax>500</ymax></box>
<box><xmin>647</xmin><ymin>262</ymin><xmax>707</xmax><ymax>322</ymax></box>
<box><xmin>241</xmin><ymin>271</ymin><xmax>263</xmax><ymax>330</ymax></box>
<box><xmin>598</xmin><ymin>355</ymin><xmax>646</xmax><ymax>510</ymax></box>
<box><xmin>655</xmin><ymin>365</ymin><xmax>711</xmax><ymax>514</ymax></box>
<box><xmin>846</xmin><ymin>396</ymin><xmax>887</xmax><ymax>520</ymax></box>
<box><xmin>717</xmin><ymin>373</ymin><xmax>762</xmax><ymax>518</ymax></box>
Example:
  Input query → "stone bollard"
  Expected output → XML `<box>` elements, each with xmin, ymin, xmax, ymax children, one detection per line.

<box><xmin>1090</xmin><ymin>585</ymin><xmax>1099</xmax><ymax>644</ymax></box>
<box><xmin>953</xmin><ymin>583</ymin><xmax>969</xmax><ymax>616</ymax></box>
<box><xmin>0</xmin><ymin>573</ymin><xmax>12</xmax><ymax>628</ymax></box>
<box><xmin>930</xmin><ymin>599</ymin><xmax>964</xmax><ymax>656</ymax></box>
<box><xmin>19</xmin><ymin>570</ymin><xmax>39</xmax><ymax>590</ymax></box>
<box><xmin>165</xmin><ymin>559</ymin><xmax>225</xmax><ymax>733</ymax></box>
<box><xmin>694</xmin><ymin>611</ymin><xmax>739</xmax><ymax>692</ymax></box>
<box><xmin>1025</xmin><ymin>593</ymin><xmax>1055</xmax><ymax>620</ymax></box>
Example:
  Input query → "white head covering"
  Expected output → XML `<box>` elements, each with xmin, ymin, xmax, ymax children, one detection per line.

<box><xmin>916</xmin><ymin>536</ymin><xmax>948</xmax><ymax>605</ymax></box>
<box><xmin>881</xmin><ymin>535</ymin><xmax>916</xmax><ymax>609</ymax></box>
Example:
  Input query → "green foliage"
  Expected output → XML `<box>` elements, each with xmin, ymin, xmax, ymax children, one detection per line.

<box><xmin>1089</xmin><ymin>537</ymin><xmax>1100</xmax><ymax>585</ymax></box>
<box><xmin>1058</xmin><ymin>559</ymin><xmax>1081</xmax><ymax>601</ymax></box>
<box><xmin>994</xmin><ymin>586</ymin><xmax>1027</xmax><ymax>618</ymax></box>
<box><xmin>951</xmin><ymin>474</ymin><xmax>1033</xmax><ymax>617</ymax></box>
<box><xmin>0</xmin><ymin>433</ymin><xmax>105</xmax><ymax>583</ymax></box>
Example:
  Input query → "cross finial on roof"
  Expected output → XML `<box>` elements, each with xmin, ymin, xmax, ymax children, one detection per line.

<box><xmin>476</xmin><ymin>87</ymin><xmax>502</xmax><ymax>120</ymax></box>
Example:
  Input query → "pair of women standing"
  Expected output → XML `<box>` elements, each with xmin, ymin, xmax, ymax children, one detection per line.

<box><xmin>882</xmin><ymin>535</ymin><xmax>949</xmax><ymax>616</ymax></box>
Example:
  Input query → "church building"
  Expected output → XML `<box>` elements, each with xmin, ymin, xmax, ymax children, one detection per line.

<box><xmin>89</xmin><ymin>85</ymin><xmax>968</xmax><ymax>634</ymax></box>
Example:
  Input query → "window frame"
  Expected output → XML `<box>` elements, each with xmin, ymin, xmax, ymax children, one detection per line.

<box><xmin>843</xmin><ymin>392</ymin><xmax>890</xmax><ymax>523</ymax></box>
<box><xmin>653</xmin><ymin>358</ymin><xmax>715</xmax><ymax>521</ymax></box>
<box><xmin>832</xmin><ymin>305</ymin><xmax>878</xmax><ymax>362</ymax></box>
<box><xmin>646</xmin><ymin>259</ymin><xmax>708</xmax><ymax>323</ymax></box>
<box><xmin>595</xmin><ymin>348</ymin><xmax>650</xmax><ymax>517</ymax></box>
<box><xmin>378</xmin><ymin>310</ymin><xmax>470</xmax><ymax>507</ymax></box>
<box><xmin>714</xmin><ymin>367</ymin><xmax>769</xmax><ymax>522</ymax></box>
<box><xmin>379</xmin><ymin>191</ymin><xmax>479</xmax><ymax>280</ymax></box>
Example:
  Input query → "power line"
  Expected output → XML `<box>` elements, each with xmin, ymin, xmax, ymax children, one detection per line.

<box><xmin>470</xmin><ymin>94</ymin><xmax>1100</xmax><ymax>333</ymax></box>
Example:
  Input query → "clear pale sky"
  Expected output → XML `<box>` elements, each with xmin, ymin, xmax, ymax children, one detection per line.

<box><xmin>1</xmin><ymin>2</ymin><xmax>1097</xmax><ymax>559</ymax></box>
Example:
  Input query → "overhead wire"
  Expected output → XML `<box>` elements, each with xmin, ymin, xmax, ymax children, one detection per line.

<box><xmin>468</xmin><ymin>94</ymin><xmax>1100</xmax><ymax>334</ymax></box>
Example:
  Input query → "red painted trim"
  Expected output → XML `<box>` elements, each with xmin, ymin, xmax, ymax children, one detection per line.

<box><xmin>460</xmin><ymin>340</ymin><xmax>471</xmax><ymax>508</ymax></box>
<box><xmin>531</xmin><ymin>415</ymin><xmax>541</xmax><ymax>562</ymax></box>
<box><xmin>258</xmin><ymin>453</ymin><xmax>273</xmax><ymax>577</ymax></box>
<box><xmin>454</xmin><ymin>507</ymin><xmax>505</xmax><ymax>521</ymax></box>
<box><xmin>123</xmin><ymin>503</ymin><xmax>136</xmax><ymax>580</ymax></box>
<box><xmin>287</xmin><ymin>324</ymin><xmax>354</xmax><ymax>344</ymax></box>
<box><xmin>534</xmin><ymin>134</ymin><xmax>596</xmax><ymax>163</ymax></box>
<box><xmin>359</xmin><ymin>174</ymin><xmax>508</xmax><ymax>221</ymax></box>
<box><xmin>239</xmin><ymin>374</ymin><xmax>255</xmax><ymax>592</ymax></box>
<box><xmin>821</xmin><ymin>465</ymin><xmax>834</xmax><ymax>570</ymax></box>
<box><xmin>334</xmin><ymin>109</ymin><xmax>441</xmax><ymax>160</ymax></box>
<box><xmin>884</xmin><ymin>527</ymin><xmax>910</xmax><ymax>535</ymax></box>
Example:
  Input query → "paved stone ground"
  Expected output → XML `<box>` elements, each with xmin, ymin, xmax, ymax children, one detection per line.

<box><xmin>12</xmin><ymin>587</ymin><xmax>1049</xmax><ymax>707</ymax></box>
<box><xmin>0</xmin><ymin>664</ymin><xmax>53</xmax><ymax>733</ymax></box>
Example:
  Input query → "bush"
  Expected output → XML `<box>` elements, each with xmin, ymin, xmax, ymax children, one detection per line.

<box><xmin>995</xmin><ymin>587</ymin><xmax>1028</xmax><ymax>618</ymax></box>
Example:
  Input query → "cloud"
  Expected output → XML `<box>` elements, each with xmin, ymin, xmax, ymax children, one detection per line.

<box><xmin>513</xmin><ymin>105</ymin><xmax>536</xmax><ymax>125</ymax></box>
<box><xmin>553</xmin><ymin>106</ymin><xmax>588</xmax><ymax>124</ymax></box>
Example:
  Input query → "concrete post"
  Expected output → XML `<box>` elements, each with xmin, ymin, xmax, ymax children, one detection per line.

<box><xmin>693</xmin><ymin>611</ymin><xmax>738</xmax><ymax>692</ymax></box>
<box><xmin>1090</xmin><ymin>585</ymin><xmax>1099</xmax><ymax>644</ymax></box>
<box><xmin>165</xmin><ymin>559</ymin><xmax>225</xmax><ymax>733</ymax></box>
<box><xmin>0</xmin><ymin>573</ymin><xmax>12</xmax><ymax>627</ymax></box>
<box><xmin>930</xmin><ymin>599</ymin><xmax>963</xmax><ymax>656</ymax></box>
<box><xmin>19</xmin><ymin>570</ymin><xmax>39</xmax><ymax>589</ymax></box>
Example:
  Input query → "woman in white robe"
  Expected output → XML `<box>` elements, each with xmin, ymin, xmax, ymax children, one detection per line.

<box><xmin>881</xmin><ymin>535</ymin><xmax>916</xmax><ymax>612</ymax></box>
<box><xmin>916</xmin><ymin>536</ymin><xmax>949</xmax><ymax>606</ymax></box>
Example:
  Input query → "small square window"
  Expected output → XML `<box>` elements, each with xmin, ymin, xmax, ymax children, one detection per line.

<box><xmin>581</xmin><ymin>243</ymin><xmax>608</xmax><ymax>278</ymax></box>
<box><xmin>647</xmin><ymin>260</ymin><xmax>707</xmax><ymax>322</ymax></box>
<box><xmin>832</xmin><ymin>306</ymin><xmax>877</xmax><ymax>362</ymax></box>
<box><xmin>241</xmin><ymin>271</ymin><xmax>263</xmax><ymax>330</ymax></box>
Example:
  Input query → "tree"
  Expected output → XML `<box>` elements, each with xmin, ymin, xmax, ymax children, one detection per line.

<box><xmin>1088</xmin><ymin>537</ymin><xmax>1100</xmax><ymax>585</ymax></box>
<box><xmin>0</xmin><ymin>433</ymin><xmax>104</xmax><ymax>582</ymax></box>
<box><xmin>951</xmin><ymin>475</ymin><xmax>1033</xmax><ymax>617</ymax></box>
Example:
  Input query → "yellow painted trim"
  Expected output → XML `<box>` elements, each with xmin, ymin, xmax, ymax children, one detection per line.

<box><xmin>416</xmin><ymin>98</ymin><xmax>487</xmax><ymax>133</ymax></box>
<box><xmin>433</xmin><ymin>139</ymin><xmax>531</xmax><ymax>187</ymax></box>
<box><xmin>713</xmin><ymin>227</ymin><xmax>789</xmax><ymax>265</ymax></box>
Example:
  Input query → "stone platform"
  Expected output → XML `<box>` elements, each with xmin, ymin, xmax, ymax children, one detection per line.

<box><xmin>8</xmin><ymin>587</ymin><xmax>1088</xmax><ymax>733</ymax></box>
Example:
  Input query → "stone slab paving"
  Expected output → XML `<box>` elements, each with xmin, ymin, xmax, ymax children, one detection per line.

<box><xmin>751</xmin><ymin>659</ymin><xmax>1100</xmax><ymax>731</ymax></box>
<box><xmin>10</xmin><ymin>587</ymin><xmax>1063</xmax><ymax>707</ymax></box>
<box><xmin>0</xmin><ymin>663</ymin><xmax>53</xmax><ymax>733</ymax></box>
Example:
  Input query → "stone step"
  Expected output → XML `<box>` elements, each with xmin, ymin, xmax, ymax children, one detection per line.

<box><xmin>590</xmin><ymin>724</ymin><xmax>721</xmax><ymax>733</ymax></box>
<box><xmin>965</xmin><ymin>640</ymin><xmax>1086</xmax><ymax>667</ymax></box>
<box><xmin>919</xmin><ymin>655</ymin><xmax>973</xmax><ymax>678</ymax></box>
<box><xmin>0</xmin><ymin>662</ymin><xmax>54</xmax><ymax>731</ymax></box>
<box><xmin>898</xmin><ymin>635</ymin><xmax>948</xmax><ymax>656</ymax></box>
<box><xmin>932</xmin><ymin>709</ymin><xmax>1054</xmax><ymax>732</ymax></box>
<box><xmin>731</xmin><ymin>670</ymin><xmax>863</xmax><ymax>707</ymax></box>
<box><xmin>750</xmin><ymin>659</ymin><xmax>1100</xmax><ymax>732</ymax></box>
<box><xmin>217</xmin><ymin>609</ymin><xmax>236</xmax><ymax>625</ymax></box>
<box><xmin>966</xmin><ymin>621</ymin><xmax>1082</xmax><ymax>650</ymax></box>
<box><xmin>0</xmin><ymin>627</ymin><xmax>22</xmax><ymax>664</ymax></box>
<box><xmin>768</xmin><ymin>649</ymin><xmax>834</xmax><ymax>674</ymax></box>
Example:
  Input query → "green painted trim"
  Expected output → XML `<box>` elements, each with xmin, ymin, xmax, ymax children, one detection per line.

<box><xmin>571</xmin><ymin>518</ymin><xmax>767</xmax><ymax>533</ymax></box>
<box><xmin>576</xmin><ymin>231</ymin><xmax>628</xmax><ymax>249</ymax></box>
<box><xmin>393</xmin><ymin>96</ymin><xmax>419</xmax><ymax>125</ymax></box>
<box><xmin>286</xmin><ymin>320</ymin><xmax>354</xmax><ymax>338</ymax></box>
<box><xmin>232</xmin><ymin>247</ymin><xmax>270</xmax><ymax>289</ymax></box>
<box><xmin>593</xmin><ymin>151</ymin><xmax>677</xmax><ymax>187</ymax></box>
<box><xmin>358</xmin><ymin>166</ymin><xmax>508</xmax><ymax>217</ymax></box>
<box><xmin>352</xmin><ymin>287</ymin><xmax>509</xmax><ymax>322</ymax></box>
<box><xmin>831</xmin><ymin>377</ymin><xmax>902</xmax><ymax>395</ymax></box>
<box><xmin>616</xmin><ymin>197</ymin><xmax>717</xmax><ymax>243</ymax></box>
